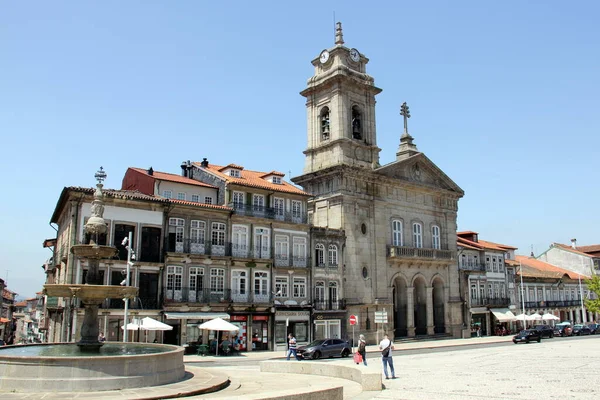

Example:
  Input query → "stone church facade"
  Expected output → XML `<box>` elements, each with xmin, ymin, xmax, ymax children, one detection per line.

<box><xmin>292</xmin><ymin>23</ymin><xmax>465</xmax><ymax>341</ymax></box>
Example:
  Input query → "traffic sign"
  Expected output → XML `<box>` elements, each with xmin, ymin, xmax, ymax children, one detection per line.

<box><xmin>349</xmin><ymin>315</ymin><xmax>358</xmax><ymax>325</ymax></box>
<box><xmin>374</xmin><ymin>311</ymin><xmax>388</xmax><ymax>324</ymax></box>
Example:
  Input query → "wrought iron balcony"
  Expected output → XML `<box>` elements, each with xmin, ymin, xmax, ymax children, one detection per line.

<box><xmin>274</xmin><ymin>255</ymin><xmax>309</xmax><ymax>268</ymax></box>
<box><xmin>164</xmin><ymin>239</ymin><xmax>231</xmax><ymax>257</ymax></box>
<box><xmin>230</xmin><ymin>290</ymin><xmax>272</xmax><ymax>304</ymax></box>
<box><xmin>387</xmin><ymin>245</ymin><xmax>454</xmax><ymax>261</ymax></box>
<box><xmin>162</xmin><ymin>287</ymin><xmax>232</xmax><ymax>304</ymax></box>
<box><xmin>229</xmin><ymin>203</ymin><xmax>308</xmax><ymax>224</ymax></box>
<box><xmin>313</xmin><ymin>300</ymin><xmax>346</xmax><ymax>311</ymax></box>
<box><xmin>469</xmin><ymin>297</ymin><xmax>510</xmax><ymax>307</ymax></box>
<box><xmin>524</xmin><ymin>300</ymin><xmax>581</xmax><ymax>308</ymax></box>
<box><xmin>459</xmin><ymin>263</ymin><xmax>486</xmax><ymax>272</ymax></box>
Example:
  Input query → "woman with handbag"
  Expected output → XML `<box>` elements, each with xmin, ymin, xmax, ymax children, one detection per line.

<box><xmin>357</xmin><ymin>334</ymin><xmax>367</xmax><ymax>366</ymax></box>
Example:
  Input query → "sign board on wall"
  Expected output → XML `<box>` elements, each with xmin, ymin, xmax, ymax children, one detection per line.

<box><xmin>374</xmin><ymin>311</ymin><xmax>388</xmax><ymax>324</ymax></box>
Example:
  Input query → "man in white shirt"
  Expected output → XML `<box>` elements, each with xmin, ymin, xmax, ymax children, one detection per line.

<box><xmin>379</xmin><ymin>333</ymin><xmax>396</xmax><ymax>379</ymax></box>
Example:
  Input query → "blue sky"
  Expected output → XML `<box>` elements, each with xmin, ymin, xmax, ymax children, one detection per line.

<box><xmin>1</xmin><ymin>1</ymin><xmax>599</xmax><ymax>298</ymax></box>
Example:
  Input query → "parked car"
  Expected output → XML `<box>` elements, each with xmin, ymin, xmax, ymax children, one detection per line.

<box><xmin>296</xmin><ymin>338</ymin><xmax>351</xmax><ymax>360</ymax></box>
<box><xmin>513</xmin><ymin>329</ymin><xmax>542</xmax><ymax>344</ymax></box>
<box><xmin>587</xmin><ymin>323</ymin><xmax>600</xmax><ymax>334</ymax></box>
<box><xmin>572</xmin><ymin>324</ymin><xmax>592</xmax><ymax>336</ymax></box>
<box><xmin>533</xmin><ymin>325</ymin><xmax>554</xmax><ymax>338</ymax></box>
<box><xmin>554</xmin><ymin>323</ymin><xmax>573</xmax><ymax>337</ymax></box>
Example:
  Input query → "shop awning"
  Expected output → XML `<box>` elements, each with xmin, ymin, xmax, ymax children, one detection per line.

<box><xmin>164</xmin><ymin>312</ymin><xmax>230</xmax><ymax>320</ymax></box>
<box><xmin>490</xmin><ymin>308</ymin><xmax>516</xmax><ymax>322</ymax></box>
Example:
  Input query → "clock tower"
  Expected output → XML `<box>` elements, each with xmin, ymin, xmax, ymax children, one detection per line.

<box><xmin>299</xmin><ymin>22</ymin><xmax>382</xmax><ymax>174</ymax></box>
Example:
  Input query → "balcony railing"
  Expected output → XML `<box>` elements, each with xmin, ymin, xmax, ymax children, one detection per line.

<box><xmin>524</xmin><ymin>300</ymin><xmax>581</xmax><ymax>308</ymax></box>
<box><xmin>274</xmin><ymin>255</ymin><xmax>309</xmax><ymax>268</ymax></box>
<box><xmin>313</xmin><ymin>300</ymin><xmax>346</xmax><ymax>311</ymax></box>
<box><xmin>163</xmin><ymin>287</ymin><xmax>232</xmax><ymax>303</ymax></box>
<box><xmin>459</xmin><ymin>263</ymin><xmax>486</xmax><ymax>272</ymax></box>
<box><xmin>229</xmin><ymin>203</ymin><xmax>308</xmax><ymax>224</ymax></box>
<box><xmin>164</xmin><ymin>239</ymin><xmax>231</xmax><ymax>257</ymax></box>
<box><xmin>470</xmin><ymin>297</ymin><xmax>510</xmax><ymax>307</ymax></box>
<box><xmin>387</xmin><ymin>245</ymin><xmax>453</xmax><ymax>261</ymax></box>
<box><xmin>230</xmin><ymin>290</ymin><xmax>271</xmax><ymax>304</ymax></box>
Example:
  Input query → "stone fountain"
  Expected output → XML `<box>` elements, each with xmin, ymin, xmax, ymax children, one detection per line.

<box><xmin>44</xmin><ymin>167</ymin><xmax>137</xmax><ymax>352</ymax></box>
<box><xmin>0</xmin><ymin>168</ymin><xmax>185</xmax><ymax>393</ymax></box>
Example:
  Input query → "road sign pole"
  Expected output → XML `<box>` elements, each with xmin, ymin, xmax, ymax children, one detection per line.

<box><xmin>352</xmin><ymin>324</ymin><xmax>355</xmax><ymax>353</ymax></box>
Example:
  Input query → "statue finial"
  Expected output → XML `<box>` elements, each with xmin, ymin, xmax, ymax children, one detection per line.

<box><xmin>94</xmin><ymin>166</ymin><xmax>106</xmax><ymax>184</ymax></box>
<box><xmin>400</xmin><ymin>102</ymin><xmax>411</xmax><ymax>134</ymax></box>
<box><xmin>335</xmin><ymin>22</ymin><xmax>344</xmax><ymax>45</ymax></box>
<box><xmin>86</xmin><ymin>167</ymin><xmax>108</xmax><ymax>244</ymax></box>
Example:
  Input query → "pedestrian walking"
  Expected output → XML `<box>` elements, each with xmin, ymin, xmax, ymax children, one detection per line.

<box><xmin>379</xmin><ymin>333</ymin><xmax>396</xmax><ymax>379</ymax></box>
<box><xmin>357</xmin><ymin>334</ymin><xmax>367</xmax><ymax>366</ymax></box>
<box><xmin>286</xmin><ymin>333</ymin><xmax>300</xmax><ymax>361</ymax></box>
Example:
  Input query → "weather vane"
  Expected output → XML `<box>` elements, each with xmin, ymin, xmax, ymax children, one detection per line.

<box><xmin>400</xmin><ymin>102</ymin><xmax>411</xmax><ymax>134</ymax></box>
<box><xmin>94</xmin><ymin>166</ymin><xmax>106</xmax><ymax>184</ymax></box>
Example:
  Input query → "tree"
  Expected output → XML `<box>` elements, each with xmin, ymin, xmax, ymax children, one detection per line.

<box><xmin>584</xmin><ymin>275</ymin><xmax>600</xmax><ymax>314</ymax></box>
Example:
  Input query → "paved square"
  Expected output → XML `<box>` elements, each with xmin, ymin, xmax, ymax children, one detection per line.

<box><xmin>369</xmin><ymin>337</ymin><xmax>600</xmax><ymax>399</ymax></box>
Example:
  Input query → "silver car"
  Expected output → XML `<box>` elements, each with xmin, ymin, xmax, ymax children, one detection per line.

<box><xmin>296</xmin><ymin>338</ymin><xmax>351</xmax><ymax>360</ymax></box>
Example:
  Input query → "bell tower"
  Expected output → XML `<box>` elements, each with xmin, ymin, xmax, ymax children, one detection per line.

<box><xmin>299</xmin><ymin>23</ymin><xmax>382</xmax><ymax>174</ymax></box>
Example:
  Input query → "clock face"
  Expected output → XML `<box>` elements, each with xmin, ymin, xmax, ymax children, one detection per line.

<box><xmin>349</xmin><ymin>48</ymin><xmax>360</xmax><ymax>62</ymax></box>
<box><xmin>319</xmin><ymin>50</ymin><xmax>330</xmax><ymax>64</ymax></box>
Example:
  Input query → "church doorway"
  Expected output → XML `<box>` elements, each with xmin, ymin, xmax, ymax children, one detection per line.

<box><xmin>393</xmin><ymin>277</ymin><xmax>408</xmax><ymax>338</ymax></box>
<box><xmin>433</xmin><ymin>278</ymin><xmax>445</xmax><ymax>334</ymax></box>
<box><xmin>413</xmin><ymin>277</ymin><xmax>427</xmax><ymax>335</ymax></box>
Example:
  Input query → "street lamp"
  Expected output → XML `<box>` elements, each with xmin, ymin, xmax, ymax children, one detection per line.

<box><xmin>122</xmin><ymin>232</ymin><xmax>134</xmax><ymax>342</ymax></box>
<box><xmin>519</xmin><ymin>261</ymin><xmax>526</xmax><ymax>329</ymax></box>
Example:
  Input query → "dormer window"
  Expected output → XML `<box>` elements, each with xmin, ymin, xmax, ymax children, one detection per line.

<box><xmin>229</xmin><ymin>169</ymin><xmax>240</xmax><ymax>178</ymax></box>
<box><xmin>272</xmin><ymin>176</ymin><xmax>281</xmax><ymax>184</ymax></box>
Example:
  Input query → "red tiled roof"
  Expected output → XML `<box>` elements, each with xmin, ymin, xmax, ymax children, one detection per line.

<box><xmin>168</xmin><ymin>199</ymin><xmax>232</xmax><ymax>211</ymax></box>
<box><xmin>218</xmin><ymin>163</ymin><xmax>244</xmax><ymax>171</ymax></box>
<box><xmin>552</xmin><ymin>243</ymin><xmax>593</xmax><ymax>257</ymax></box>
<box><xmin>15</xmin><ymin>301</ymin><xmax>27</xmax><ymax>307</ymax></box>
<box><xmin>260</xmin><ymin>170</ymin><xmax>285</xmax><ymax>178</ymax></box>
<box><xmin>515</xmin><ymin>255</ymin><xmax>589</xmax><ymax>280</ymax></box>
<box><xmin>573</xmin><ymin>244</ymin><xmax>600</xmax><ymax>254</ymax></box>
<box><xmin>196</xmin><ymin>163</ymin><xmax>310</xmax><ymax>196</ymax></box>
<box><xmin>130</xmin><ymin>168</ymin><xmax>216</xmax><ymax>189</ymax></box>
<box><xmin>457</xmin><ymin>233</ymin><xmax>516</xmax><ymax>252</ymax></box>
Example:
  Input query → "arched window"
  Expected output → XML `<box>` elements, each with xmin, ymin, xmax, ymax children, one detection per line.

<box><xmin>431</xmin><ymin>225</ymin><xmax>441</xmax><ymax>249</ymax></box>
<box><xmin>315</xmin><ymin>244</ymin><xmax>325</xmax><ymax>267</ymax></box>
<box><xmin>351</xmin><ymin>106</ymin><xmax>362</xmax><ymax>140</ymax></box>
<box><xmin>392</xmin><ymin>220</ymin><xmax>403</xmax><ymax>246</ymax></box>
<box><xmin>320</xmin><ymin>107</ymin><xmax>330</xmax><ymax>140</ymax></box>
<box><xmin>412</xmin><ymin>222</ymin><xmax>423</xmax><ymax>248</ymax></box>
<box><xmin>328</xmin><ymin>244</ymin><xmax>338</xmax><ymax>266</ymax></box>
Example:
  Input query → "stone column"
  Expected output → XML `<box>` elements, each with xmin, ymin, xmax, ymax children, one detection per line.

<box><xmin>444</xmin><ymin>286</ymin><xmax>451</xmax><ymax>334</ymax></box>
<box><xmin>426</xmin><ymin>287</ymin><xmax>434</xmax><ymax>335</ymax></box>
<box><xmin>407</xmin><ymin>288</ymin><xmax>415</xmax><ymax>337</ymax></box>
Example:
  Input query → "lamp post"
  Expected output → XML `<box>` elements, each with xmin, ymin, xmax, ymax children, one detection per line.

<box><xmin>519</xmin><ymin>261</ymin><xmax>526</xmax><ymax>329</ymax></box>
<box><xmin>123</xmin><ymin>231</ymin><xmax>133</xmax><ymax>342</ymax></box>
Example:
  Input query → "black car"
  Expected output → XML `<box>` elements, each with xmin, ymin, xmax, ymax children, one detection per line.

<box><xmin>513</xmin><ymin>329</ymin><xmax>542</xmax><ymax>344</ymax></box>
<box><xmin>533</xmin><ymin>325</ymin><xmax>554</xmax><ymax>338</ymax></box>
<box><xmin>296</xmin><ymin>338</ymin><xmax>351</xmax><ymax>360</ymax></box>
<box><xmin>572</xmin><ymin>324</ymin><xmax>592</xmax><ymax>336</ymax></box>
<box><xmin>587</xmin><ymin>323</ymin><xmax>600</xmax><ymax>334</ymax></box>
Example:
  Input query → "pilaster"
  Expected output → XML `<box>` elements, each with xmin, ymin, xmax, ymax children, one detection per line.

<box><xmin>426</xmin><ymin>287</ymin><xmax>434</xmax><ymax>335</ymax></box>
<box><xmin>407</xmin><ymin>287</ymin><xmax>415</xmax><ymax>337</ymax></box>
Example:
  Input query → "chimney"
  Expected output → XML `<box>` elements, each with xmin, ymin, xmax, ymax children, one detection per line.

<box><xmin>186</xmin><ymin>160</ymin><xmax>193</xmax><ymax>179</ymax></box>
<box><xmin>180</xmin><ymin>161</ymin><xmax>188</xmax><ymax>177</ymax></box>
<box><xmin>571</xmin><ymin>238</ymin><xmax>577</xmax><ymax>249</ymax></box>
<box><xmin>147</xmin><ymin>167</ymin><xmax>153</xmax><ymax>176</ymax></box>
<box><xmin>200</xmin><ymin>158</ymin><xmax>209</xmax><ymax>168</ymax></box>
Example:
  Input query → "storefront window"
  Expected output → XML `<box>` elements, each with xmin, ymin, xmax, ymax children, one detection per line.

<box><xmin>294</xmin><ymin>322</ymin><xmax>308</xmax><ymax>342</ymax></box>
<box><xmin>275</xmin><ymin>322</ymin><xmax>287</xmax><ymax>345</ymax></box>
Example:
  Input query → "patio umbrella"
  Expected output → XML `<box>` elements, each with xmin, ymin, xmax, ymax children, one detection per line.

<box><xmin>121</xmin><ymin>322</ymin><xmax>141</xmax><ymax>330</ymax></box>
<box><xmin>198</xmin><ymin>317</ymin><xmax>239</xmax><ymax>355</ymax></box>
<box><xmin>542</xmin><ymin>313</ymin><xmax>560</xmax><ymax>321</ymax></box>
<box><xmin>140</xmin><ymin>317</ymin><xmax>173</xmax><ymax>331</ymax></box>
<box><xmin>529</xmin><ymin>313</ymin><xmax>543</xmax><ymax>321</ymax></box>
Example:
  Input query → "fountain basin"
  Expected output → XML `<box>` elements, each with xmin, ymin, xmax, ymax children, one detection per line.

<box><xmin>43</xmin><ymin>284</ymin><xmax>138</xmax><ymax>302</ymax></box>
<box><xmin>0</xmin><ymin>343</ymin><xmax>185</xmax><ymax>392</ymax></box>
